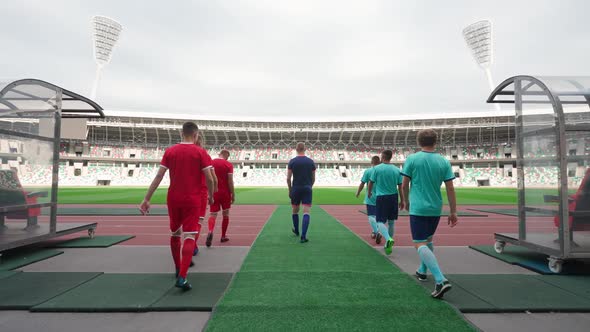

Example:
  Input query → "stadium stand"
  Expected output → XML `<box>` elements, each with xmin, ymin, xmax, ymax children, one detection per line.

<box><xmin>2</xmin><ymin>111</ymin><xmax>589</xmax><ymax>187</ymax></box>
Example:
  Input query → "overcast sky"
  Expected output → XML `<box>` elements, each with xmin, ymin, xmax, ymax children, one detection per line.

<box><xmin>1</xmin><ymin>0</ymin><xmax>588</xmax><ymax>120</ymax></box>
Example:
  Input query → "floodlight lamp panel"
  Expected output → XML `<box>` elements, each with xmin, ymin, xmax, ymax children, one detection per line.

<box><xmin>463</xmin><ymin>20</ymin><xmax>493</xmax><ymax>68</ymax></box>
<box><xmin>92</xmin><ymin>15</ymin><xmax>123</xmax><ymax>66</ymax></box>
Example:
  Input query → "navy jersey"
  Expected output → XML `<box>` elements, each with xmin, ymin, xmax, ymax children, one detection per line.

<box><xmin>288</xmin><ymin>156</ymin><xmax>316</xmax><ymax>186</ymax></box>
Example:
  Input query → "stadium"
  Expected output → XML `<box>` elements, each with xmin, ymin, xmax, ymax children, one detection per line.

<box><xmin>7</xmin><ymin>109</ymin><xmax>584</xmax><ymax>188</ymax></box>
<box><xmin>2</xmin><ymin>3</ymin><xmax>590</xmax><ymax>332</ymax></box>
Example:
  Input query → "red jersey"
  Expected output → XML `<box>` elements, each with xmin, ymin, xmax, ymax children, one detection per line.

<box><xmin>200</xmin><ymin>150</ymin><xmax>212</xmax><ymax>194</ymax></box>
<box><xmin>160</xmin><ymin>143</ymin><xmax>212</xmax><ymax>207</ymax></box>
<box><xmin>212</xmin><ymin>158</ymin><xmax>234</xmax><ymax>195</ymax></box>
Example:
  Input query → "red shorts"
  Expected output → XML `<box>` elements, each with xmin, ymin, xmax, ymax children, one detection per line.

<box><xmin>211</xmin><ymin>192</ymin><xmax>231</xmax><ymax>213</ymax></box>
<box><xmin>168</xmin><ymin>206</ymin><xmax>200</xmax><ymax>233</ymax></box>
<box><xmin>199</xmin><ymin>193</ymin><xmax>208</xmax><ymax>218</ymax></box>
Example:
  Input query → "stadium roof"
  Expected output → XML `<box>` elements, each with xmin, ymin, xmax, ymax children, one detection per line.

<box><xmin>102</xmin><ymin>109</ymin><xmax>515</xmax><ymax>123</ymax></box>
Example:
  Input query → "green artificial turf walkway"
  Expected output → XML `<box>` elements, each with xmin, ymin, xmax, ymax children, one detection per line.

<box><xmin>205</xmin><ymin>206</ymin><xmax>474</xmax><ymax>331</ymax></box>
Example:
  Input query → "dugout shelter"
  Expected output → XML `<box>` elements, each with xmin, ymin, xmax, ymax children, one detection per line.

<box><xmin>0</xmin><ymin>79</ymin><xmax>103</xmax><ymax>253</ymax></box>
<box><xmin>488</xmin><ymin>75</ymin><xmax>590</xmax><ymax>272</ymax></box>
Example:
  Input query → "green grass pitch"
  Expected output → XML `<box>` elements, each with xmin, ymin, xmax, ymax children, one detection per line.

<box><xmin>49</xmin><ymin>186</ymin><xmax>552</xmax><ymax>205</ymax></box>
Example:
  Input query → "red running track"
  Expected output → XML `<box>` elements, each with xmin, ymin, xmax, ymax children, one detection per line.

<box><xmin>35</xmin><ymin>205</ymin><xmax>276</xmax><ymax>246</ymax></box>
<box><xmin>322</xmin><ymin>205</ymin><xmax>556</xmax><ymax>247</ymax></box>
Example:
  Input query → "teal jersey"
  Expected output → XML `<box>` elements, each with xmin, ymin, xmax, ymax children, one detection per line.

<box><xmin>401</xmin><ymin>151</ymin><xmax>455</xmax><ymax>216</ymax></box>
<box><xmin>361</xmin><ymin>168</ymin><xmax>376</xmax><ymax>205</ymax></box>
<box><xmin>369</xmin><ymin>163</ymin><xmax>402</xmax><ymax>197</ymax></box>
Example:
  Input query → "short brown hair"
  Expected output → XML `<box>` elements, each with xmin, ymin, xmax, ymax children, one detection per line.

<box><xmin>220</xmin><ymin>149</ymin><xmax>230</xmax><ymax>159</ymax></box>
<box><xmin>371</xmin><ymin>155</ymin><xmax>380</xmax><ymax>165</ymax></box>
<box><xmin>182</xmin><ymin>121</ymin><xmax>198</xmax><ymax>136</ymax></box>
<box><xmin>296</xmin><ymin>142</ymin><xmax>305</xmax><ymax>153</ymax></box>
<box><xmin>381</xmin><ymin>150</ymin><xmax>393</xmax><ymax>161</ymax></box>
<box><xmin>417</xmin><ymin>129</ymin><xmax>438</xmax><ymax>147</ymax></box>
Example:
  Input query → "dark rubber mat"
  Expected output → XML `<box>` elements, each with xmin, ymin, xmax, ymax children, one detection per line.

<box><xmin>51</xmin><ymin>235</ymin><xmax>135</xmax><ymax>248</ymax></box>
<box><xmin>32</xmin><ymin>273</ymin><xmax>173</xmax><ymax>312</ymax></box>
<box><xmin>444</xmin><ymin>274</ymin><xmax>590</xmax><ymax>312</ymax></box>
<box><xmin>0</xmin><ymin>249</ymin><xmax>63</xmax><ymax>271</ymax></box>
<box><xmin>537</xmin><ymin>275</ymin><xmax>590</xmax><ymax>300</ymax></box>
<box><xmin>469</xmin><ymin>245</ymin><xmax>590</xmax><ymax>275</ymax></box>
<box><xmin>0</xmin><ymin>272</ymin><xmax>101</xmax><ymax>309</ymax></box>
<box><xmin>0</xmin><ymin>270</ymin><xmax>20</xmax><ymax>280</ymax></box>
<box><xmin>150</xmin><ymin>273</ymin><xmax>233</xmax><ymax>311</ymax></box>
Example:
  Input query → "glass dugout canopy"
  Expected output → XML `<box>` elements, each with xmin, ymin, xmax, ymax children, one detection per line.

<box><xmin>487</xmin><ymin>75</ymin><xmax>590</xmax><ymax>273</ymax></box>
<box><xmin>0</xmin><ymin>79</ymin><xmax>103</xmax><ymax>252</ymax></box>
<box><xmin>0</xmin><ymin>79</ymin><xmax>104</xmax><ymax>119</ymax></box>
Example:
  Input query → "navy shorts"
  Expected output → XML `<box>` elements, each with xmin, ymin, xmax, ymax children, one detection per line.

<box><xmin>410</xmin><ymin>215</ymin><xmax>441</xmax><ymax>242</ymax></box>
<box><xmin>291</xmin><ymin>186</ymin><xmax>313</xmax><ymax>206</ymax></box>
<box><xmin>375</xmin><ymin>194</ymin><xmax>398</xmax><ymax>223</ymax></box>
<box><xmin>366</xmin><ymin>204</ymin><xmax>376</xmax><ymax>216</ymax></box>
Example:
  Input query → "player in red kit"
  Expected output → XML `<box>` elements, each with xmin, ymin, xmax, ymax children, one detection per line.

<box><xmin>206</xmin><ymin>149</ymin><xmax>235</xmax><ymax>247</ymax></box>
<box><xmin>194</xmin><ymin>134</ymin><xmax>217</xmax><ymax>256</ymax></box>
<box><xmin>140</xmin><ymin>122</ymin><xmax>214</xmax><ymax>290</ymax></box>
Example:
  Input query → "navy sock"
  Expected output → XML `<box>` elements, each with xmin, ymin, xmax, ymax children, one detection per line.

<box><xmin>302</xmin><ymin>214</ymin><xmax>310</xmax><ymax>239</ymax></box>
<box><xmin>292</xmin><ymin>214</ymin><xmax>299</xmax><ymax>234</ymax></box>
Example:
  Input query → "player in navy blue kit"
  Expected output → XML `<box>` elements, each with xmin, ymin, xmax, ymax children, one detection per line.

<box><xmin>287</xmin><ymin>142</ymin><xmax>316</xmax><ymax>243</ymax></box>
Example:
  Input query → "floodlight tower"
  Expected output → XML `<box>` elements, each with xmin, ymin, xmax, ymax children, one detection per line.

<box><xmin>90</xmin><ymin>15</ymin><xmax>123</xmax><ymax>100</ymax></box>
<box><xmin>462</xmin><ymin>20</ymin><xmax>500</xmax><ymax>111</ymax></box>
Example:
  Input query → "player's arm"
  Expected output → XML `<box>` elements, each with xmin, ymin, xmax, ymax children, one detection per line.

<box><xmin>356</xmin><ymin>181</ymin><xmax>365</xmax><ymax>198</ymax></box>
<box><xmin>397</xmin><ymin>183</ymin><xmax>405</xmax><ymax>210</ymax></box>
<box><xmin>287</xmin><ymin>169</ymin><xmax>293</xmax><ymax>197</ymax></box>
<box><xmin>445</xmin><ymin>179</ymin><xmax>458</xmax><ymax>227</ymax></box>
<box><xmin>140</xmin><ymin>166</ymin><xmax>167</xmax><ymax>215</ymax></box>
<box><xmin>211</xmin><ymin>168</ymin><xmax>219</xmax><ymax>193</ymax></box>
<box><xmin>402</xmin><ymin>176</ymin><xmax>411</xmax><ymax>211</ymax></box>
<box><xmin>367</xmin><ymin>181</ymin><xmax>374</xmax><ymax>199</ymax></box>
<box><xmin>311</xmin><ymin>170</ymin><xmax>315</xmax><ymax>187</ymax></box>
<box><xmin>205</xmin><ymin>167</ymin><xmax>215</xmax><ymax>203</ymax></box>
<box><xmin>228</xmin><ymin>173</ymin><xmax>235</xmax><ymax>203</ymax></box>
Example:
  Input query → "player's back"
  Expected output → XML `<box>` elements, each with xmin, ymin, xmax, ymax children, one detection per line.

<box><xmin>403</xmin><ymin>151</ymin><xmax>454</xmax><ymax>216</ymax></box>
<box><xmin>162</xmin><ymin>144</ymin><xmax>210</xmax><ymax>206</ymax></box>
<box><xmin>288</xmin><ymin>156</ymin><xmax>316</xmax><ymax>187</ymax></box>
<box><xmin>405</xmin><ymin>152</ymin><xmax>452</xmax><ymax>191</ymax></box>
<box><xmin>212</xmin><ymin>158</ymin><xmax>233</xmax><ymax>194</ymax></box>
<box><xmin>371</xmin><ymin>163</ymin><xmax>402</xmax><ymax>196</ymax></box>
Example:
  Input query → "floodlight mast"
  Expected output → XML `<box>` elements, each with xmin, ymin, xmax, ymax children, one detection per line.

<box><xmin>90</xmin><ymin>15</ymin><xmax>123</xmax><ymax>100</ymax></box>
<box><xmin>463</xmin><ymin>20</ymin><xmax>500</xmax><ymax>111</ymax></box>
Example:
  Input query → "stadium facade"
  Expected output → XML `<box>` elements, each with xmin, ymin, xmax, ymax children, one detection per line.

<box><xmin>2</xmin><ymin>110</ymin><xmax>588</xmax><ymax>187</ymax></box>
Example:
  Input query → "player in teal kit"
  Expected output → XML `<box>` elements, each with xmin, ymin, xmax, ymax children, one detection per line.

<box><xmin>356</xmin><ymin>155</ymin><xmax>381</xmax><ymax>243</ymax></box>
<box><xmin>368</xmin><ymin>150</ymin><xmax>404</xmax><ymax>255</ymax></box>
<box><xmin>402</xmin><ymin>129</ymin><xmax>458</xmax><ymax>299</ymax></box>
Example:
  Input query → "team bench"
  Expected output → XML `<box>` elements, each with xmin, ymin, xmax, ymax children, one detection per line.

<box><xmin>0</xmin><ymin>169</ymin><xmax>48</xmax><ymax>230</ymax></box>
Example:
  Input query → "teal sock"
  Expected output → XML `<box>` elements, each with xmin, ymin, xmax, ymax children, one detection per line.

<box><xmin>417</xmin><ymin>245</ymin><xmax>445</xmax><ymax>284</ymax></box>
<box><xmin>378</xmin><ymin>223</ymin><xmax>391</xmax><ymax>241</ymax></box>
<box><xmin>368</xmin><ymin>216</ymin><xmax>378</xmax><ymax>233</ymax></box>
<box><xmin>387</xmin><ymin>220</ymin><xmax>395</xmax><ymax>238</ymax></box>
<box><xmin>417</xmin><ymin>242</ymin><xmax>434</xmax><ymax>274</ymax></box>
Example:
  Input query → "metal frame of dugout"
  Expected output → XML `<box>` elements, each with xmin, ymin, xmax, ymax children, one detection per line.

<box><xmin>0</xmin><ymin>79</ymin><xmax>104</xmax><ymax>254</ymax></box>
<box><xmin>488</xmin><ymin>75</ymin><xmax>590</xmax><ymax>273</ymax></box>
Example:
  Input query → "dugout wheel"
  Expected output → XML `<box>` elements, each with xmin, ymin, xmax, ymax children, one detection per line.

<box><xmin>88</xmin><ymin>228</ymin><xmax>96</xmax><ymax>239</ymax></box>
<box><xmin>548</xmin><ymin>257</ymin><xmax>563</xmax><ymax>273</ymax></box>
<box><xmin>494</xmin><ymin>241</ymin><xmax>506</xmax><ymax>254</ymax></box>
